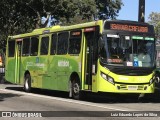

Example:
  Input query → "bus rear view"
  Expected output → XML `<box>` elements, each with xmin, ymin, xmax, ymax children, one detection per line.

<box><xmin>98</xmin><ymin>20</ymin><xmax>156</xmax><ymax>93</ymax></box>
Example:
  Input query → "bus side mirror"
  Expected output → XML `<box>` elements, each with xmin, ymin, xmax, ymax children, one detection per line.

<box><xmin>155</xmin><ymin>50</ymin><xmax>157</xmax><ymax>66</ymax></box>
<box><xmin>156</xmin><ymin>50</ymin><xmax>157</xmax><ymax>60</ymax></box>
<box><xmin>99</xmin><ymin>37</ymin><xmax>105</xmax><ymax>48</ymax></box>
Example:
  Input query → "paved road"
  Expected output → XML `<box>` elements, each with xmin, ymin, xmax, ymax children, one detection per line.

<box><xmin>0</xmin><ymin>83</ymin><xmax>160</xmax><ymax>120</ymax></box>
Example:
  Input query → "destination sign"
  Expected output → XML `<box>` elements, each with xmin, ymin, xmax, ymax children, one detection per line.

<box><xmin>110</xmin><ymin>24</ymin><xmax>148</xmax><ymax>33</ymax></box>
<box><xmin>104</xmin><ymin>21</ymin><xmax>154</xmax><ymax>33</ymax></box>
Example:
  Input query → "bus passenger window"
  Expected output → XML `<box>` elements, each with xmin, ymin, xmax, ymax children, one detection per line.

<box><xmin>30</xmin><ymin>37</ymin><xmax>39</xmax><ymax>56</ymax></box>
<box><xmin>22</xmin><ymin>38</ymin><xmax>30</xmax><ymax>56</ymax></box>
<box><xmin>57</xmin><ymin>32</ymin><xmax>69</xmax><ymax>55</ymax></box>
<box><xmin>50</xmin><ymin>34</ymin><xmax>57</xmax><ymax>55</ymax></box>
<box><xmin>40</xmin><ymin>36</ymin><xmax>49</xmax><ymax>55</ymax></box>
<box><xmin>8</xmin><ymin>40</ymin><xmax>15</xmax><ymax>57</ymax></box>
<box><xmin>68</xmin><ymin>30</ymin><xmax>82</xmax><ymax>54</ymax></box>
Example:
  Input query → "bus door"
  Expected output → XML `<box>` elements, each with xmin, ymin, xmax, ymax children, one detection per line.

<box><xmin>38</xmin><ymin>35</ymin><xmax>50</xmax><ymax>88</ymax></box>
<box><xmin>83</xmin><ymin>27</ymin><xmax>99</xmax><ymax>90</ymax></box>
<box><xmin>15</xmin><ymin>39</ymin><xmax>22</xmax><ymax>84</ymax></box>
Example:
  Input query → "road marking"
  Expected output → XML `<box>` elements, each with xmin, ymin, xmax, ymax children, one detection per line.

<box><xmin>0</xmin><ymin>88</ymin><xmax>136</xmax><ymax>111</ymax></box>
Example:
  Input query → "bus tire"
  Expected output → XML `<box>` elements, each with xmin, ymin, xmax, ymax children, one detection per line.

<box><xmin>155</xmin><ymin>73</ymin><xmax>160</xmax><ymax>83</ymax></box>
<box><xmin>24</xmin><ymin>74</ymin><xmax>31</xmax><ymax>92</ymax></box>
<box><xmin>72</xmin><ymin>80</ymin><xmax>82</xmax><ymax>100</ymax></box>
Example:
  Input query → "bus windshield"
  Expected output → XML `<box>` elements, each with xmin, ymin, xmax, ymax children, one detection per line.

<box><xmin>100</xmin><ymin>34</ymin><xmax>155</xmax><ymax>67</ymax></box>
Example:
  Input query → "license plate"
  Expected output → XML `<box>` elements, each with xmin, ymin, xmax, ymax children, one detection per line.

<box><xmin>128</xmin><ymin>86</ymin><xmax>138</xmax><ymax>90</ymax></box>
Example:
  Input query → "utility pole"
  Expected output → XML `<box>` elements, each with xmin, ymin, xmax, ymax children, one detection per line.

<box><xmin>138</xmin><ymin>0</ymin><xmax>145</xmax><ymax>22</ymax></box>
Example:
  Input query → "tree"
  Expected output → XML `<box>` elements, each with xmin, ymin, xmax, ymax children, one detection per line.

<box><xmin>148</xmin><ymin>12</ymin><xmax>160</xmax><ymax>41</ymax></box>
<box><xmin>96</xmin><ymin>0</ymin><xmax>123</xmax><ymax>20</ymax></box>
<box><xmin>0</xmin><ymin>0</ymin><xmax>123</xmax><ymax>32</ymax></box>
<box><xmin>0</xmin><ymin>0</ymin><xmax>123</xmax><ymax>55</ymax></box>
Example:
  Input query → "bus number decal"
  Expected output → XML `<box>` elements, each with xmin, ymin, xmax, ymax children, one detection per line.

<box><xmin>26</xmin><ymin>62</ymin><xmax>45</xmax><ymax>69</ymax></box>
<box><xmin>58</xmin><ymin>60</ymin><xmax>69</xmax><ymax>67</ymax></box>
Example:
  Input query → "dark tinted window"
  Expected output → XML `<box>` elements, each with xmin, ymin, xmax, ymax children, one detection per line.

<box><xmin>57</xmin><ymin>32</ymin><xmax>69</xmax><ymax>55</ymax></box>
<box><xmin>30</xmin><ymin>37</ymin><xmax>39</xmax><ymax>56</ymax></box>
<box><xmin>40</xmin><ymin>36</ymin><xmax>49</xmax><ymax>55</ymax></box>
<box><xmin>8</xmin><ymin>40</ymin><xmax>15</xmax><ymax>57</ymax></box>
<box><xmin>69</xmin><ymin>30</ymin><xmax>82</xmax><ymax>54</ymax></box>
<box><xmin>50</xmin><ymin>34</ymin><xmax>57</xmax><ymax>55</ymax></box>
<box><xmin>22</xmin><ymin>38</ymin><xmax>30</xmax><ymax>56</ymax></box>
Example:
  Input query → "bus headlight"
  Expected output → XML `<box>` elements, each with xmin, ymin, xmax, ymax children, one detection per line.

<box><xmin>149</xmin><ymin>76</ymin><xmax>155</xmax><ymax>86</ymax></box>
<box><xmin>101</xmin><ymin>72</ymin><xmax>115</xmax><ymax>85</ymax></box>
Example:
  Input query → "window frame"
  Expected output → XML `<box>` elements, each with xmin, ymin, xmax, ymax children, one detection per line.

<box><xmin>30</xmin><ymin>36</ymin><xmax>39</xmax><ymax>56</ymax></box>
<box><xmin>40</xmin><ymin>36</ymin><xmax>49</xmax><ymax>55</ymax></box>
<box><xmin>68</xmin><ymin>30</ymin><xmax>82</xmax><ymax>55</ymax></box>
<box><xmin>50</xmin><ymin>33</ymin><xmax>58</xmax><ymax>55</ymax></box>
<box><xmin>57</xmin><ymin>32</ymin><xmax>69</xmax><ymax>55</ymax></box>
<box><xmin>22</xmin><ymin>37</ymin><xmax>30</xmax><ymax>56</ymax></box>
<box><xmin>8</xmin><ymin>40</ymin><xmax>15</xmax><ymax>57</ymax></box>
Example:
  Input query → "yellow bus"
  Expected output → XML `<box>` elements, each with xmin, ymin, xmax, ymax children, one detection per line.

<box><xmin>155</xmin><ymin>45</ymin><xmax>160</xmax><ymax>82</ymax></box>
<box><xmin>5</xmin><ymin>20</ymin><xmax>156</xmax><ymax>99</ymax></box>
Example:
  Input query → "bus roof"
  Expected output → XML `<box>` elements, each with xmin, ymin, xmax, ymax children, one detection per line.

<box><xmin>8</xmin><ymin>20</ymin><xmax>103</xmax><ymax>39</ymax></box>
<box><xmin>8</xmin><ymin>19</ymin><xmax>155</xmax><ymax>40</ymax></box>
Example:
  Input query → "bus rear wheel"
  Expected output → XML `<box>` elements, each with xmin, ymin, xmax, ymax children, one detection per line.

<box><xmin>24</xmin><ymin>74</ymin><xmax>31</xmax><ymax>92</ymax></box>
<box><xmin>72</xmin><ymin>80</ymin><xmax>82</xmax><ymax>100</ymax></box>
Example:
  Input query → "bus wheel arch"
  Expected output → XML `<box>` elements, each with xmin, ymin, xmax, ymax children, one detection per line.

<box><xmin>155</xmin><ymin>71</ymin><xmax>160</xmax><ymax>83</ymax></box>
<box><xmin>24</xmin><ymin>71</ymin><xmax>31</xmax><ymax>92</ymax></box>
<box><xmin>69</xmin><ymin>72</ymin><xmax>82</xmax><ymax>99</ymax></box>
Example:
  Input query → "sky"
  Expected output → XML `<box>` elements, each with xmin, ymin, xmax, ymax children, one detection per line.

<box><xmin>117</xmin><ymin>0</ymin><xmax>160</xmax><ymax>22</ymax></box>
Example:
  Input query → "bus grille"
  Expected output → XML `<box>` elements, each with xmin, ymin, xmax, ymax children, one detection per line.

<box><xmin>119</xmin><ymin>85</ymin><xmax>144</xmax><ymax>90</ymax></box>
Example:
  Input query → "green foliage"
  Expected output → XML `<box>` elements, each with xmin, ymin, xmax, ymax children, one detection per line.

<box><xmin>96</xmin><ymin>0</ymin><xmax>123</xmax><ymax>19</ymax></box>
<box><xmin>0</xmin><ymin>0</ymin><xmax>123</xmax><ymax>54</ymax></box>
<box><xmin>148</xmin><ymin>12</ymin><xmax>160</xmax><ymax>40</ymax></box>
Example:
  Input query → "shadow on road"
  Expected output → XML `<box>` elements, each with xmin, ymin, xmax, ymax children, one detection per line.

<box><xmin>5</xmin><ymin>86</ymin><xmax>24</xmax><ymax>91</ymax></box>
<box><xmin>3</xmin><ymin>84</ymin><xmax>160</xmax><ymax>104</ymax></box>
<box><xmin>0</xmin><ymin>93</ymin><xmax>22</xmax><ymax>102</ymax></box>
<box><xmin>5</xmin><ymin>86</ymin><xmax>69</xmax><ymax>98</ymax></box>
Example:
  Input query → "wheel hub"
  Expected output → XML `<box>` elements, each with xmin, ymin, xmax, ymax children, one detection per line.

<box><xmin>73</xmin><ymin>83</ymin><xmax>79</xmax><ymax>94</ymax></box>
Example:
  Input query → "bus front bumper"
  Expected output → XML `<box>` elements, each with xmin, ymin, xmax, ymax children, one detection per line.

<box><xmin>98</xmin><ymin>81</ymin><xmax>155</xmax><ymax>93</ymax></box>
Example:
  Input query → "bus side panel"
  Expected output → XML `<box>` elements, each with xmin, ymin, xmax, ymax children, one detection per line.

<box><xmin>38</xmin><ymin>55</ymin><xmax>54</xmax><ymax>90</ymax></box>
<box><xmin>46</xmin><ymin>55</ymin><xmax>81</xmax><ymax>92</ymax></box>
<box><xmin>19</xmin><ymin>58</ymin><xmax>25</xmax><ymax>85</ymax></box>
<box><xmin>46</xmin><ymin>56</ymin><xmax>58</xmax><ymax>90</ymax></box>
<box><xmin>21</xmin><ymin>57</ymin><xmax>42</xmax><ymax>88</ymax></box>
<box><xmin>5</xmin><ymin>58</ymin><xmax>16</xmax><ymax>83</ymax></box>
<box><xmin>19</xmin><ymin>57</ymin><xmax>38</xmax><ymax>86</ymax></box>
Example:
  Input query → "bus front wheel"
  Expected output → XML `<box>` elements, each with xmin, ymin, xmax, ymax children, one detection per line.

<box><xmin>24</xmin><ymin>74</ymin><xmax>31</xmax><ymax>92</ymax></box>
